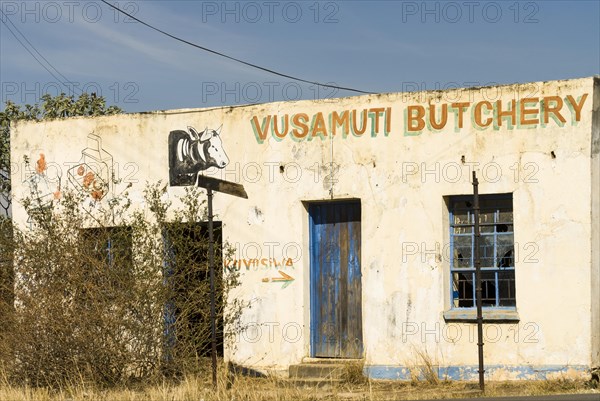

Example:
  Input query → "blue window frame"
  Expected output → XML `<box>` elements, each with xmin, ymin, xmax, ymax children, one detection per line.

<box><xmin>449</xmin><ymin>194</ymin><xmax>515</xmax><ymax>309</ymax></box>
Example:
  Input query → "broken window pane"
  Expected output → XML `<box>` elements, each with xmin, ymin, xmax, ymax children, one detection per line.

<box><xmin>449</xmin><ymin>194</ymin><xmax>515</xmax><ymax>309</ymax></box>
<box><xmin>453</xmin><ymin>235</ymin><xmax>472</xmax><ymax>268</ymax></box>
<box><xmin>499</xmin><ymin>210</ymin><xmax>513</xmax><ymax>223</ymax></box>
<box><xmin>480</xmin><ymin>234</ymin><xmax>496</xmax><ymax>268</ymax></box>
<box><xmin>453</xmin><ymin>272</ymin><xmax>474</xmax><ymax>308</ymax></box>
<box><xmin>497</xmin><ymin>234</ymin><xmax>514</xmax><ymax>268</ymax></box>
<box><xmin>480</xmin><ymin>271</ymin><xmax>497</xmax><ymax>307</ymax></box>
<box><xmin>498</xmin><ymin>270</ymin><xmax>516</xmax><ymax>306</ymax></box>
<box><xmin>453</xmin><ymin>209</ymin><xmax>471</xmax><ymax>226</ymax></box>
<box><xmin>478</xmin><ymin>209</ymin><xmax>495</xmax><ymax>225</ymax></box>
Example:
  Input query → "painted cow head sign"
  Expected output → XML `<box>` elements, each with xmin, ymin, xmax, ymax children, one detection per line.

<box><xmin>168</xmin><ymin>126</ymin><xmax>230</xmax><ymax>186</ymax></box>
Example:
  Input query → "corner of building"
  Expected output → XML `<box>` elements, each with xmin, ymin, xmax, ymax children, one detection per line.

<box><xmin>590</xmin><ymin>76</ymin><xmax>600</xmax><ymax>370</ymax></box>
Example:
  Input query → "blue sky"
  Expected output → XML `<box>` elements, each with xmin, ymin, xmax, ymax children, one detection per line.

<box><xmin>1</xmin><ymin>0</ymin><xmax>599</xmax><ymax>112</ymax></box>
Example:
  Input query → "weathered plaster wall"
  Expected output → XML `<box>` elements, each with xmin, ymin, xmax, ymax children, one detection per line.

<box><xmin>10</xmin><ymin>77</ymin><xmax>598</xmax><ymax>379</ymax></box>
<box><xmin>591</xmin><ymin>77</ymin><xmax>600</xmax><ymax>370</ymax></box>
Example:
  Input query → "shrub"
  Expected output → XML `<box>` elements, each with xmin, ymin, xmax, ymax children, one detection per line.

<box><xmin>0</xmin><ymin>180</ymin><xmax>244</xmax><ymax>388</ymax></box>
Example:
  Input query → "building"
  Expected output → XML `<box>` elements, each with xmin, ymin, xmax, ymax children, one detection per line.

<box><xmin>10</xmin><ymin>76</ymin><xmax>600</xmax><ymax>380</ymax></box>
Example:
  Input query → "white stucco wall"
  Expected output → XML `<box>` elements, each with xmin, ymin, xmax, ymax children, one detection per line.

<box><xmin>10</xmin><ymin>76</ymin><xmax>599</xmax><ymax>379</ymax></box>
<box><xmin>590</xmin><ymin>78</ymin><xmax>600</xmax><ymax>371</ymax></box>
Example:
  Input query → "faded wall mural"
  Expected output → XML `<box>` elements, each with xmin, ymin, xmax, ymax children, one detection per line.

<box><xmin>22</xmin><ymin>152</ymin><xmax>62</xmax><ymax>225</ymax></box>
<box><xmin>67</xmin><ymin>133</ymin><xmax>114</xmax><ymax>201</ymax></box>
<box><xmin>168</xmin><ymin>126</ymin><xmax>229</xmax><ymax>186</ymax></box>
<box><xmin>22</xmin><ymin>133</ymin><xmax>119</xmax><ymax>211</ymax></box>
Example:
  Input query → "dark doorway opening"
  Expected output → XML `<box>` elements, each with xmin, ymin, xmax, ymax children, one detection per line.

<box><xmin>162</xmin><ymin>222</ymin><xmax>224</xmax><ymax>367</ymax></box>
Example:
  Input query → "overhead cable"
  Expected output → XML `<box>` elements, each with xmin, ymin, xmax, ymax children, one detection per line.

<box><xmin>0</xmin><ymin>9</ymin><xmax>83</xmax><ymax>96</ymax></box>
<box><xmin>99</xmin><ymin>0</ymin><xmax>372</xmax><ymax>95</ymax></box>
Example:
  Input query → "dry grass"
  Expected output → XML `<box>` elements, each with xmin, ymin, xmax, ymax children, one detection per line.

<box><xmin>408</xmin><ymin>348</ymin><xmax>441</xmax><ymax>385</ymax></box>
<box><xmin>0</xmin><ymin>366</ymin><xmax>598</xmax><ymax>401</ymax></box>
<box><xmin>339</xmin><ymin>360</ymin><xmax>368</xmax><ymax>386</ymax></box>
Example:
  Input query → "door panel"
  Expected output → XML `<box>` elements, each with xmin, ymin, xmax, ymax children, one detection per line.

<box><xmin>309</xmin><ymin>201</ymin><xmax>362</xmax><ymax>358</ymax></box>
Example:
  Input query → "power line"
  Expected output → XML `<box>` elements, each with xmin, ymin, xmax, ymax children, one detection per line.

<box><xmin>0</xmin><ymin>9</ymin><xmax>83</xmax><ymax>97</ymax></box>
<box><xmin>99</xmin><ymin>0</ymin><xmax>372</xmax><ymax>95</ymax></box>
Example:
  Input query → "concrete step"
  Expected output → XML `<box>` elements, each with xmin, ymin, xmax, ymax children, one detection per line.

<box><xmin>289</xmin><ymin>363</ymin><xmax>347</xmax><ymax>379</ymax></box>
<box><xmin>289</xmin><ymin>358</ymin><xmax>365</xmax><ymax>382</ymax></box>
<box><xmin>301</xmin><ymin>357</ymin><xmax>362</xmax><ymax>364</ymax></box>
<box><xmin>285</xmin><ymin>377</ymin><xmax>343</xmax><ymax>388</ymax></box>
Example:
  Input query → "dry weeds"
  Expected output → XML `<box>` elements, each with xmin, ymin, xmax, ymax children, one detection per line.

<box><xmin>0</xmin><ymin>365</ymin><xmax>598</xmax><ymax>401</ymax></box>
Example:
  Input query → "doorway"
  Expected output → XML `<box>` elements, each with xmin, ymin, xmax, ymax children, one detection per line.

<box><xmin>309</xmin><ymin>200</ymin><xmax>362</xmax><ymax>358</ymax></box>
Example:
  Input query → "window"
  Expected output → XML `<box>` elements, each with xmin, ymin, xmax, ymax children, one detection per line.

<box><xmin>449</xmin><ymin>194</ymin><xmax>515</xmax><ymax>309</ymax></box>
<box><xmin>80</xmin><ymin>226</ymin><xmax>132</xmax><ymax>297</ymax></box>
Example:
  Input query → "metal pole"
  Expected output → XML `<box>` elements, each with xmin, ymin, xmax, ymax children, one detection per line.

<box><xmin>472</xmin><ymin>171</ymin><xmax>485</xmax><ymax>392</ymax></box>
<box><xmin>207</xmin><ymin>188</ymin><xmax>217</xmax><ymax>388</ymax></box>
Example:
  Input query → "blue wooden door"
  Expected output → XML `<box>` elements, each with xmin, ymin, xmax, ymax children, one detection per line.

<box><xmin>309</xmin><ymin>201</ymin><xmax>362</xmax><ymax>358</ymax></box>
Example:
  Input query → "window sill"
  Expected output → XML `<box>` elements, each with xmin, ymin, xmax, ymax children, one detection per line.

<box><xmin>443</xmin><ymin>308</ymin><xmax>520</xmax><ymax>323</ymax></box>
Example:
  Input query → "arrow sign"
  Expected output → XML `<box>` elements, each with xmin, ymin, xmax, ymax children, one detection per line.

<box><xmin>197</xmin><ymin>175</ymin><xmax>248</xmax><ymax>199</ymax></box>
<box><xmin>262</xmin><ymin>270</ymin><xmax>295</xmax><ymax>289</ymax></box>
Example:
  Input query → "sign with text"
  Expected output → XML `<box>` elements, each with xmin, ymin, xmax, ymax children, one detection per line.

<box><xmin>250</xmin><ymin>94</ymin><xmax>588</xmax><ymax>143</ymax></box>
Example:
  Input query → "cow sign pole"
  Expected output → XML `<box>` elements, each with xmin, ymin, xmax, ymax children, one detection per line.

<box><xmin>198</xmin><ymin>175</ymin><xmax>248</xmax><ymax>389</ymax></box>
<box><xmin>207</xmin><ymin>188</ymin><xmax>217</xmax><ymax>388</ymax></box>
<box><xmin>472</xmin><ymin>171</ymin><xmax>485</xmax><ymax>392</ymax></box>
<box><xmin>168</xmin><ymin>125</ymin><xmax>244</xmax><ymax>389</ymax></box>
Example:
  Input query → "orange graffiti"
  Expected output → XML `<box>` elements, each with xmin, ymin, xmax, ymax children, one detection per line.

<box><xmin>36</xmin><ymin>153</ymin><xmax>47</xmax><ymax>174</ymax></box>
<box><xmin>91</xmin><ymin>190</ymin><xmax>104</xmax><ymax>201</ymax></box>
<box><xmin>224</xmin><ymin>258</ymin><xmax>294</xmax><ymax>270</ymax></box>
<box><xmin>262</xmin><ymin>270</ymin><xmax>295</xmax><ymax>288</ymax></box>
<box><xmin>83</xmin><ymin>172</ymin><xmax>95</xmax><ymax>188</ymax></box>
